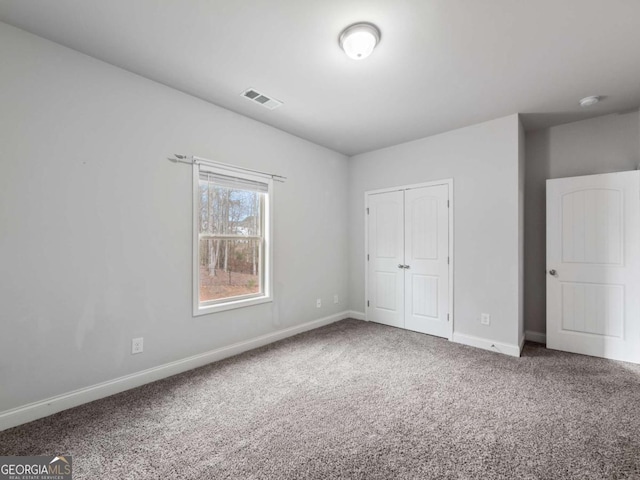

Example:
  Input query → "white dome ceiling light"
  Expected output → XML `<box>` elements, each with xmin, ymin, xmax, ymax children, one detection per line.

<box><xmin>579</xmin><ymin>95</ymin><xmax>600</xmax><ymax>107</ymax></box>
<box><xmin>339</xmin><ymin>23</ymin><xmax>381</xmax><ymax>60</ymax></box>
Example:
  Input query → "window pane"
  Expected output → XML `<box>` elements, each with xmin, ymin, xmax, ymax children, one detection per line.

<box><xmin>195</xmin><ymin>167</ymin><xmax>270</xmax><ymax>315</ymax></box>
<box><xmin>199</xmin><ymin>238</ymin><xmax>262</xmax><ymax>302</ymax></box>
<box><xmin>198</xmin><ymin>181</ymin><xmax>263</xmax><ymax>236</ymax></box>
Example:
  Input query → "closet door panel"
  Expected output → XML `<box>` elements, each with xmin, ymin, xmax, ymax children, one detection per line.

<box><xmin>404</xmin><ymin>185</ymin><xmax>450</xmax><ymax>338</ymax></box>
<box><xmin>367</xmin><ymin>190</ymin><xmax>405</xmax><ymax>328</ymax></box>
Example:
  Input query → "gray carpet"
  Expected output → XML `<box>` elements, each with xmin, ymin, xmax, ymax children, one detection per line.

<box><xmin>2</xmin><ymin>319</ymin><xmax>640</xmax><ymax>479</ymax></box>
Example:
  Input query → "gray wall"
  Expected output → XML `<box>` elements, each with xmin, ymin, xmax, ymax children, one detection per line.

<box><xmin>518</xmin><ymin>120</ymin><xmax>525</xmax><ymax>342</ymax></box>
<box><xmin>524</xmin><ymin>111</ymin><xmax>640</xmax><ymax>335</ymax></box>
<box><xmin>348</xmin><ymin>115</ymin><xmax>523</xmax><ymax>347</ymax></box>
<box><xmin>0</xmin><ymin>23</ymin><xmax>349</xmax><ymax>412</ymax></box>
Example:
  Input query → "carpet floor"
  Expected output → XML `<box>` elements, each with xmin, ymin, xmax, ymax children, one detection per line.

<box><xmin>1</xmin><ymin>319</ymin><xmax>640</xmax><ymax>479</ymax></box>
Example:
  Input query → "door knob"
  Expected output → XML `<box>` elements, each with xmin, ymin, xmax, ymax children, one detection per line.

<box><xmin>549</xmin><ymin>269</ymin><xmax>557</xmax><ymax>276</ymax></box>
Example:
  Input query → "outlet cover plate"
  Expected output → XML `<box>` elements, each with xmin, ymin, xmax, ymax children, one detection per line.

<box><xmin>480</xmin><ymin>314</ymin><xmax>491</xmax><ymax>326</ymax></box>
<box><xmin>132</xmin><ymin>337</ymin><xmax>144</xmax><ymax>354</ymax></box>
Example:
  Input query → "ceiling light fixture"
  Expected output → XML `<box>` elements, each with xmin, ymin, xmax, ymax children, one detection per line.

<box><xmin>579</xmin><ymin>95</ymin><xmax>600</xmax><ymax>107</ymax></box>
<box><xmin>339</xmin><ymin>23</ymin><xmax>381</xmax><ymax>60</ymax></box>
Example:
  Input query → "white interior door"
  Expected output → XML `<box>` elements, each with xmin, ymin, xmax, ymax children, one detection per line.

<box><xmin>404</xmin><ymin>185</ymin><xmax>450</xmax><ymax>338</ymax></box>
<box><xmin>547</xmin><ymin>171</ymin><xmax>640</xmax><ymax>364</ymax></box>
<box><xmin>367</xmin><ymin>190</ymin><xmax>405</xmax><ymax>328</ymax></box>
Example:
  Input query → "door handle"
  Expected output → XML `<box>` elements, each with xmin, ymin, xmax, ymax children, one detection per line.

<box><xmin>404</xmin><ymin>265</ymin><xmax>410</xmax><ymax>269</ymax></box>
<box><xmin>549</xmin><ymin>269</ymin><xmax>557</xmax><ymax>276</ymax></box>
<box><xmin>398</xmin><ymin>264</ymin><xmax>404</xmax><ymax>269</ymax></box>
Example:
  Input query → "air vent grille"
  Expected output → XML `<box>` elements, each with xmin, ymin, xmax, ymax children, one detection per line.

<box><xmin>241</xmin><ymin>88</ymin><xmax>283</xmax><ymax>110</ymax></box>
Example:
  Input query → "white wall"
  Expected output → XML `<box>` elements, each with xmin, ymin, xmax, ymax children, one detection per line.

<box><xmin>0</xmin><ymin>22</ymin><xmax>349</xmax><ymax>413</ymax></box>
<box><xmin>524</xmin><ymin>111</ymin><xmax>640</xmax><ymax>336</ymax></box>
<box><xmin>348</xmin><ymin>114</ymin><xmax>523</xmax><ymax>349</ymax></box>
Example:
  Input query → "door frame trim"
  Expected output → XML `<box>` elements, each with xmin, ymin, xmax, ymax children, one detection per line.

<box><xmin>364</xmin><ymin>178</ymin><xmax>454</xmax><ymax>340</ymax></box>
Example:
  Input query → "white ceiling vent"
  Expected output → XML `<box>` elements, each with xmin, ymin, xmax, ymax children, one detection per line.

<box><xmin>241</xmin><ymin>88</ymin><xmax>283</xmax><ymax>110</ymax></box>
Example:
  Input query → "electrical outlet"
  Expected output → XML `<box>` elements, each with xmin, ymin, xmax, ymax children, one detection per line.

<box><xmin>316</xmin><ymin>298</ymin><xmax>322</xmax><ymax>308</ymax></box>
<box><xmin>480</xmin><ymin>313</ymin><xmax>491</xmax><ymax>326</ymax></box>
<box><xmin>334</xmin><ymin>294</ymin><xmax>339</xmax><ymax>304</ymax></box>
<box><xmin>132</xmin><ymin>337</ymin><xmax>144</xmax><ymax>354</ymax></box>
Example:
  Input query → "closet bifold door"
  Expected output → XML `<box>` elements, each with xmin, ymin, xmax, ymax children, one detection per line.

<box><xmin>404</xmin><ymin>185</ymin><xmax>450</xmax><ymax>337</ymax></box>
<box><xmin>367</xmin><ymin>190</ymin><xmax>405</xmax><ymax>328</ymax></box>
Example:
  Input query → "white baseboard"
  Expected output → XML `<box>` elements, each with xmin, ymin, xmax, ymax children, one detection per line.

<box><xmin>348</xmin><ymin>310</ymin><xmax>366</xmax><ymax>321</ymax></box>
<box><xmin>452</xmin><ymin>332</ymin><xmax>522</xmax><ymax>358</ymax></box>
<box><xmin>0</xmin><ymin>310</ymin><xmax>351</xmax><ymax>432</ymax></box>
<box><xmin>525</xmin><ymin>330</ymin><xmax>546</xmax><ymax>344</ymax></box>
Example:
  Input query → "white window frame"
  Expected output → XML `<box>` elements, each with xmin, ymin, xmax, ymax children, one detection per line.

<box><xmin>193</xmin><ymin>162</ymin><xmax>273</xmax><ymax>316</ymax></box>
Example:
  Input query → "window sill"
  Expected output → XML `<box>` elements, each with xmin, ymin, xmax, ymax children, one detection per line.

<box><xmin>193</xmin><ymin>295</ymin><xmax>272</xmax><ymax>317</ymax></box>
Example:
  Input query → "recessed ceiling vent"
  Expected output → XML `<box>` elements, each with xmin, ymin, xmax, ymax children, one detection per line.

<box><xmin>241</xmin><ymin>88</ymin><xmax>283</xmax><ymax>110</ymax></box>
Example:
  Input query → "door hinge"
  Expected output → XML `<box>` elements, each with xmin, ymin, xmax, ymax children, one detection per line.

<box><xmin>447</xmin><ymin>313</ymin><xmax>450</xmax><ymax>322</ymax></box>
<box><xmin>367</xmin><ymin>254</ymin><xmax>369</xmax><ymax>261</ymax></box>
<box><xmin>366</xmin><ymin>207</ymin><xmax>369</xmax><ymax>215</ymax></box>
<box><xmin>447</xmin><ymin>200</ymin><xmax>450</xmax><ymax>208</ymax></box>
<box><xmin>447</xmin><ymin>257</ymin><xmax>450</xmax><ymax>265</ymax></box>
<box><xmin>367</xmin><ymin>300</ymin><xmax>370</xmax><ymax>307</ymax></box>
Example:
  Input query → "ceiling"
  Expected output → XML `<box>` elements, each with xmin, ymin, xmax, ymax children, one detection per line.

<box><xmin>1</xmin><ymin>0</ymin><xmax>639</xmax><ymax>156</ymax></box>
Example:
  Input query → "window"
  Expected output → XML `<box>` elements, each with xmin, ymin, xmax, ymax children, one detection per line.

<box><xmin>193</xmin><ymin>163</ymin><xmax>272</xmax><ymax>315</ymax></box>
